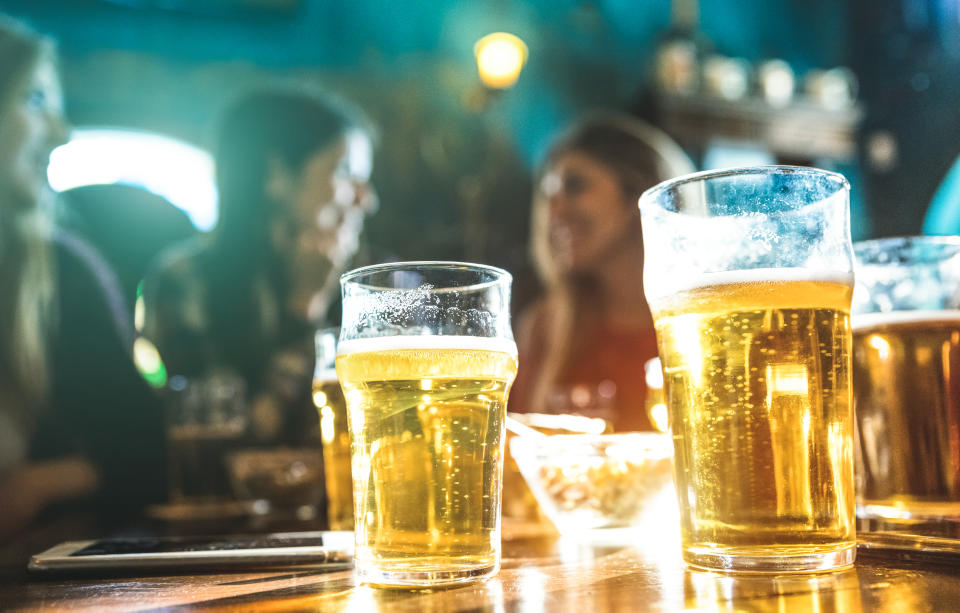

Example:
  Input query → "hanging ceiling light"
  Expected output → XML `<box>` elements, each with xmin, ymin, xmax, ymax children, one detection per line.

<box><xmin>474</xmin><ymin>32</ymin><xmax>528</xmax><ymax>89</ymax></box>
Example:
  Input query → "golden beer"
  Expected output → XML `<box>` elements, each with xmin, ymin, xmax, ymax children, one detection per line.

<box><xmin>336</xmin><ymin>336</ymin><xmax>517</xmax><ymax>583</ymax></box>
<box><xmin>653</xmin><ymin>271</ymin><xmax>855</xmax><ymax>568</ymax></box>
<box><xmin>313</xmin><ymin>376</ymin><xmax>353</xmax><ymax>530</ymax></box>
<box><xmin>853</xmin><ymin>312</ymin><xmax>960</xmax><ymax>517</ymax></box>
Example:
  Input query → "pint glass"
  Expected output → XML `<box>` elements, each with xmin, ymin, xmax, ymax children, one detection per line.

<box><xmin>337</xmin><ymin>262</ymin><xmax>517</xmax><ymax>587</ymax></box>
<box><xmin>639</xmin><ymin>166</ymin><xmax>856</xmax><ymax>573</ymax></box>
<box><xmin>314</xmin><ymin>328</ymin><xmax>353</xmax><ymax>530</ymax></box>
<box><xmin>852</xmin><ymin>236</ymin><xmax>960</xmax><ymax>520</ymax></box>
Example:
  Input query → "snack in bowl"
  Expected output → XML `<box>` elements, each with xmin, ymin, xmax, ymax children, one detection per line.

<box><xmin>509</xmin><ymin>432</ymin><xmax>675</xmax><ymax>533</ymax></box>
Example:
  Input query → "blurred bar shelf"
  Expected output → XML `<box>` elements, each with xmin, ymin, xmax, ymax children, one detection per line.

<box><xmin>656</xmin><ymin>93</ymin><xmax>864</xmax><ymax>162</ymax></box>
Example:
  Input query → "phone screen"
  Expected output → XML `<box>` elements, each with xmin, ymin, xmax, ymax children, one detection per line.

<box><xmin>70</xmin><ymin>535</ymin><xmax>332</xmax><ymax>556</ymax></box>
<box><xmin>29</xmin><ymin>531</ymin><xmax>353</xmax><ymax>576</ymax></box>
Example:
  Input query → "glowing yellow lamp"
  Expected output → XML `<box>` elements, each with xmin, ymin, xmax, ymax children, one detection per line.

<box><xmin>474</xmin><ymin>32</ymin><xmax>528</xmax><ymax>89</ymax></box>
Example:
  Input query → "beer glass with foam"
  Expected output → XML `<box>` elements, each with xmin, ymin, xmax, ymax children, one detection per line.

<box><xmin>639</xmin><ymin>166</ymin><xmax>856</xmax><ymax>573</ymax></box>
<box><xmin>852</xmin><ymin>236</ymin><xmax>960</xmax><ymax>520</ymax></box>
<box><xmin>337</xmin><ymin>262</ymin><xmax>517</xmax><ymax>587</ymax></box>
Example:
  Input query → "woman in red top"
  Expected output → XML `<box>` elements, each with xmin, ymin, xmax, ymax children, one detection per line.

<box><xmin>511</xmin><ymin>113</ymin><xmax>693</xmax><ymax>432</ymax></box>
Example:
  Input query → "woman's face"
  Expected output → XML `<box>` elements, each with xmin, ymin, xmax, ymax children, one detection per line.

<box><xmin>270</xmin><ymin>131</ymin><xmax>376</xmax><ymax>319</ymax></box>
<box><xmin>276</xmin><ymin>131</ymin><xmax>376</xmax><ymax>266</ymax></box>
<box><xmin>0</xmin><ymin>59</ymin><xmax>68</xmax><ymax>210</ymax></box>
<box><xmin>539</xmin><ymin>151</ymin><xmax>636</xmax><ymax>274</ymax></box>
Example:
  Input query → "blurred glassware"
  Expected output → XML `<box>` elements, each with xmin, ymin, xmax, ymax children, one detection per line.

<box><xmin>643</xmin><ymin>357</ymin><xmax>669</xmax><ymax>433</ymax></box>
<box><xmin>164</xmin><ymin>371</ymin><xmax>246</xmax><ymax>504</ymax></box>
<box><xmin>702</xmin><ymin>55</ymin><xmax>750</xmax><ymax>100</ymax></box>
<box><xmin>313</xmin><ymin>327</ymin><xmax>353</xmax><ymax>530</ymax></box>
<box><xmin>853</xmin><ymin>236</ymin><xmax>960</xmax><ymax>315</ymax></box>
<box><xmin>502</xmin><ymin>415</ymin><xmax>555</xmax><ymax>525</ymax></box>
<box><xmin>508</xmin><ymin>411</ymin><xmax>610</xmax><ymax>436</ymax></box>
<box><xmin>509</xmin><ymin>432</ymin><xmax>676</xmax><ymax>537</ymax></box>
<box><xmin>806</xmin><ymin>67</ymin><xmax>858</xmax><ymax>110</ymax></box>
<box><xmin>501</xmin><ymin>412</ymin><xmax>611</xmax><ymax>524</ymax></box>
<box><xmin>758</xmin><ymin>59</ymin><xmax>796</xmax><ymax>107</ymax></box>
<box><xmin>852</xmin><ymin>236</ymin><xmax>960</xmax><ymax>520</ymax></box>
<box><xmin>228</xmin><ymin>448</ymin><xmax>325</xmax><ymax>521</ymax></box>
<box><xmin>656</xmin><ymin>39</ymin><xmax>699</xmax><ymax>95</ymax></box>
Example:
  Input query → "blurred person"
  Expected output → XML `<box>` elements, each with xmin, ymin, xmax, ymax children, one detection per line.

<box><xmin>509</xmin><ymin>113</ymin><xmax>694</xmax><ymax>432</ymax></box>
<box><xmin>138</xmin><ymin>88</ymin><xmax>376</xmax><ymax>450</ymax></box>
<box><xmin>0</xmin><ymin>16</ymin><xmax>164</xmax><ymax>540</ymax></box>
<box><xmin>59</xmin><ymin>183</ymin><xmax>197</xmax><ymax>311</ymax></box>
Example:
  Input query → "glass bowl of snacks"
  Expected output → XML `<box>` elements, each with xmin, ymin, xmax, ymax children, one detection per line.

<box><xmin>509</xmin><ymin>431</ymin><xmax>676</xmax><ymax>536</ymax></box>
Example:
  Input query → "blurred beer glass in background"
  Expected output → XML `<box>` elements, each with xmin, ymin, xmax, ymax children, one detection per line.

<box><xmin>313</xmin><ymin>328</ymin><xmax>353</xmax><ymax>530</ymax></box>
<box><xmin>164</xmin><ymin>372</ymin><xmax>247</xmax><ymax>504</ymax></box>
<box><xmin>640</xmin><ymin>166</ymin><xmax>856</xmax><ymax>573</ymax></box>
<box><xmin>644</xmin><ymin>357</ymin><xmax>669</xmax><ymax>433</ymax></box>
<box><xmin>852</xmin><ymin>236</ymin><xmax>960</xmax><ymax>520</ymax></box>
<box><xmin>336</xmin><ymin>262</ymin><xmax>517</xmax><ymax>587</ymax></box>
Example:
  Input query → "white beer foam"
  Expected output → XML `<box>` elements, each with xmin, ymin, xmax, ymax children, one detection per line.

<box><xmin>852</xmin><ymin>310</ymin><xmax>960</xmax><ymax>331</ymax></box>
<box><xmin>664</xmin><ymin>268</ymin><xmax>854</xmax><ymax>295</ymax></box>
<box><xmin>338</xmin><ymin>335</ymin><xmax>518</xmax><ymax>357</ymax></box>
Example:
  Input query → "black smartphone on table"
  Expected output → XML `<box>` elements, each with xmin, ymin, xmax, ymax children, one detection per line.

<box><xmin>28</xmin><ymin>530</ymin><xmax>353</xmax><ymax>575</ymax></box>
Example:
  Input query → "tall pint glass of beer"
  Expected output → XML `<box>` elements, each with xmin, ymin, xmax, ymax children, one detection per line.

<box><xmin>336</xmin><ymin>262</ymin><xmax>517</xmax><ymax>587</ymax></box>
<box><xmin>852</xmin><ymin>236</ymin><xmax>960</xmax><ymax>520</ymax></box>
<box><xmin>639</xmin><ymin>166</ymin><xmax>856</xmax><ymax>573</ymax></box>
<box><xmin>314</xmin><ymin>328</ymin><xmax>353</xmax><ymax>531</ymax></box>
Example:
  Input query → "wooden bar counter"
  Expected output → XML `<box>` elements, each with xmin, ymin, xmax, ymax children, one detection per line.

<box><xmin>4</xmin><ymin>518</ymin><xmax>960</xmax><ymax>612</ymax></box>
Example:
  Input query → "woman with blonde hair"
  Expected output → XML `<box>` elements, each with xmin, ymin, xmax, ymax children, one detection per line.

<box><xmin>0</xmin><ymin>15</ymin><xmax>164</xmax><ymax>540</ymax></box>
<box><xmin>510</xmin><ymin>113</ymin><xmax>694</xmax><ymax>432</ymax></box>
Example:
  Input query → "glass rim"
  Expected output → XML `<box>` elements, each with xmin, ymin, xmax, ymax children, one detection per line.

<box><xmin>510</xmin><ymin>432</ymin><xmax>674</xmax><ymax>458</ymax></box>
<box><xmin>639</xmin><ymin>165</ymin><xmax>850</xmax><ymax>213</ymax></box>
<box><xmin>340</xmin><ymin>260</ymin><xmax>512</xmax><ymax>292</ymax></box>
<box><xmin>854</xmin><ymin>234</ymin><xmax>960</xmax><ymax>258</ymax></box>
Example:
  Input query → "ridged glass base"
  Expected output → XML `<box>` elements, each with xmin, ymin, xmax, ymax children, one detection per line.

<box><xmin>683</xmin><ymin>544</ymin><xmax>856</xmax><ymax>574</ymax></box>
<box><xmin>357</xmin><ymin>562</ymin><xmax>499</xmax><ymax>588</ymax></box>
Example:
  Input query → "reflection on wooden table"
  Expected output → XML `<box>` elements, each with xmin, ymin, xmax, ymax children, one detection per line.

<box><xmin>5</xmin><ymin>518</ymin><xmax>960</xmax><ymax>612</ymax></box>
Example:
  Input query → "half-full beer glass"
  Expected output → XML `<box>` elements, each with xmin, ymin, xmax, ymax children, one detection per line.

<box><xmin>337</xmin><ymin>262</ymin><xmax>517</xmax><ymax>587</ymax></box>
<box><xmin>852</xmin><ymin>236</ymin><xmax>960</xmax><ymax>520</ymax></box>
<box><xmin>640</xmin><ymin>166</ymin><xmax>856</xmax><ymax>573</ymax></box>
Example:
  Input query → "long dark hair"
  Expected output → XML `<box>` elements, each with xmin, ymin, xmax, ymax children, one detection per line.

<box><xmin>0</xmin><ymin>16</ymin><xmax>56</xmax><ymax>415</ymax></box>
<box><xmin>211</xmin><ymin>88</ymin><xmax>361</xmax><ymax>261</ymax></box>
<box><xmin>203</xmin><ymin>88</ymin><xmax>365</xmax><ymax>373</ymax></box>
